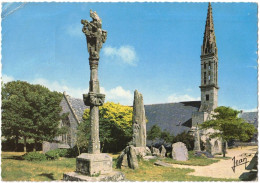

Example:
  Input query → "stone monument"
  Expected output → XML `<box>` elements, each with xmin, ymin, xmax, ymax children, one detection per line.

<box><xmin>116</xmin><ymin>90</ymin><xmax>151</xmax><ymax>169</ymax></box>
<box><xmin>193</xmin><ymin>125</ymin><xmax>201</xmax><ymax>151</ymax></box>
<box><xmin>171</xmin><ymin>142</ymin><xmax>188</xmax><ymax>161</ymax></box>
<box><xmin>132</xmin><ymin>90</ymin><xmax>146</xmax><ymax>147</ymax></box>
<box><xmin>63</xmin><ymin>10</ymin><xmax>124</xmax><ymax>181</ymax></box>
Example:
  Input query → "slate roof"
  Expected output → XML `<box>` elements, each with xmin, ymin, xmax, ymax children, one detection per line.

<box><xmin>63</xmin><ymin>93</ymin><xmax>89</xmax><ymax>123</ymax></box>
<box><xmin>240</xmin><ymin>112</ymin><xmax>258</xmax><ymax>128</ymax></box>
<box><xmin>144</xmin><ymin>101</ymin><xmax>201</xmax><ymax>135</ymax></box>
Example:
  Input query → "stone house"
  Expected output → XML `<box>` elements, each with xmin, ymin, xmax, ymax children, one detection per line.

<box><xmin>42</xmin><ymin>92</ymin><xmax>88</xmax><ymax>152</ymax></box>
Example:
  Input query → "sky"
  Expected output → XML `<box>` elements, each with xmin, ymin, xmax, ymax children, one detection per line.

<box><xmin>1</xmin><ymin>2</ymin><xmax>258</xmax><ymax>111</ymax></box>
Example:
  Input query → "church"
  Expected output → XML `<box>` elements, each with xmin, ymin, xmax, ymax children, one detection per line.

<box><xmin>43</xmin><ymin>3</ymin><xmax>257</xmax><ymax>153</ymax></box>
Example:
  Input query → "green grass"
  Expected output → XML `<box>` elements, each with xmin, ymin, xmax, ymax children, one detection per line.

<box><xmin>1</xmin><ymin>152</ymin><xmax>75</xmax><ymax>181</ymax></box>
<box><xmin>119</xmin><ymin>158</ymin><xmax>238</xmax><ymax>181</ymax></box>
<box><xmin>2</xmin><ymin>151</ymin><xmax>238</xmax><ymax>181</ymax></box>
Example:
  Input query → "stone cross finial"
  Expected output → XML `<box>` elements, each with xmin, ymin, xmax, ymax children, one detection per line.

<box><xmin>81</xmin><ymin>10</ymin><xmax>107</xmax><ymax>60</ymax></box>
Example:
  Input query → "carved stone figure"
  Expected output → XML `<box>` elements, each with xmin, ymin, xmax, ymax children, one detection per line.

<box><xmin>81</xmin><ymin>10</ymin><xmax>107</xmax><ymax>59</ymax></box>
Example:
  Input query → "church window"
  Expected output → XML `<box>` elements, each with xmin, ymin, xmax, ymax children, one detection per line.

<box><xmin>204</xmin><ymin>63</ymin><xmax>206</xmax><ymax>69</ymax></box>
<box><xmin>206</xmin><ymin>94</ymin><xmax>209</xmax><ymax>101</ymax></box>
<box><xmin>204</xmin><ymin>72</ymin><xmax>206</xmax><ymax>84</ymax></box>
<box><xmin>209</xmin><ymin>63</ymin><xmax>211</xmax><ymax>69</ymax></box>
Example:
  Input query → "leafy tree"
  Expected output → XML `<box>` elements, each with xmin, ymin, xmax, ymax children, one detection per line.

<box><xmin>147</xmin><ymin>124</ymin><xmax>161</xmax><ymax>146</ymax></box>
<box><xmin>79</xmin><ymin>102</ymin><xmax>133</xmax><ymax>153</ymax></box>
<box><xmin>2</xmin><ymin>81</ymin><xmax>32</xmax><ymax>151</ymax></box>
<box><xmin>200</xmin><ymin>106</ymin><xmax>256</xmax><ymax>157</ymax></box>
<box><xmin>2</xmin><ymin>81</ymin><xmax>65</xmax><ymax>152</ymax></box>
<box><xmin>172</xmin><ymin>131</ymin><xmax>194</xmax><ymax>150</ymax></box>
<box><xmin>160</xmin><ymin>130</ymin><xmax>173</xmax><ymax>144</ymax></box>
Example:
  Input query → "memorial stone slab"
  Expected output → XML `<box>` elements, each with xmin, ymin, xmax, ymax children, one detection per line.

<box><xmin>171</xmin><ymin>142</ymin><xmax>188</xmax><ymax>161</ymax></box>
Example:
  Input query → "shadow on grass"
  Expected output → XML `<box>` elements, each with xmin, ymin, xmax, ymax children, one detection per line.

<box><xmin>2</xmin><ymin>156</ymin><xmax>24</xmax><ymax>160</ymax></box>
<box><xmin>39</xmin><ymin>173</ymin><xmax>55</xmax><ymax>180</ymax></box>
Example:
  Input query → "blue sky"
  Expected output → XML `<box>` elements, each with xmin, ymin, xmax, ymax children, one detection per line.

<box><xmin>1</xmin><ymin>2</ymin><xmax>258</xmax><ymax>111</ymax></box>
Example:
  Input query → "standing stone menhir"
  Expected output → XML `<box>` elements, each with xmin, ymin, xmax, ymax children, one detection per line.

<box><xmin>116</xmin><ymin>90</ymin><xmax>151</xmax><ymax>169</ymax></box>
<box><xmin>63</xmin><ymin>10</ymin><xmax>124</xmax><ymax>181</ymax></box>
<box><xmin>133</xmin><ymin>90</ymin><xmax>146</xmax><ymax>148</ymax></box>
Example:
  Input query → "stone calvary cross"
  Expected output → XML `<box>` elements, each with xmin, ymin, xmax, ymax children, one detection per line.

<box><xmin>82</xmin><ymin>10</ymin><xmax>107</xmax><ymax>154</ymax></box>
<box><xmin>63</xmin><ymin>10</ymin><xmax>124</xmax><ymax>181</ymax></box>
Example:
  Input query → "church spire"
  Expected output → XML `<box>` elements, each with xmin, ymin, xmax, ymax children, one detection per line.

<box><xmin>202</xmin><ymin>2</ymin><xmax>217</xmax><ymax>56</ymax></box>
<box><xmin>199</xmin><ymin>2</ymin><xmax>219</xmax><ymax>113</ymax></box>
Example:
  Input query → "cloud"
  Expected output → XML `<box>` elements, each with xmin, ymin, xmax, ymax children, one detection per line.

<box><xmin>103</xmin><ymin>45</ymin><xmax>138</xmax><ymax>66</ymax></box>
<box><xmin>242</xmin><ymin>108</ymin><xmax>258</xmax><ymax>112</ymax></box>
<box><xmin>168</xmin><ymin>94</ymin><xmax>200</xmax><ymax>103</ymax></box>
<box><xmin>1</xmin><ymin>75</ymin><xmax>133</xmax><ymax>105</ymax></box>
<box><xmin>2</xmin><ymin>74</ymin><xmax>15</xmax><ymax>83</ymax></box>
<box><xmin>103</xmin><ymin>86</ymin><xmax>133</xmax><ymax>106</ymax></box>
<box><xmin>247</xmin><ymin>65</ymin><xmax>257</xmax><ymax>70</ymax></box>
<box><xmin>31</xmin><ymin>78</ymin><xmax>87</xmax><ymax>99</ymax></box>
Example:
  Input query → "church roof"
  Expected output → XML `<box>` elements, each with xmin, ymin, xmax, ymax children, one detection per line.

<box><xmin>240</xmin><ymin>112</ymin><xmax>258</xmax><ymax>128</ymax></box>
<box><xmin>144</xmin><ymin>101</ymin><xmax>201</xmax><ymax>135</ymax></box>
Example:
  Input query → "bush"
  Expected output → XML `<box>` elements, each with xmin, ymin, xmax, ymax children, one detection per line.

<box><xmin>45</xmin><ymin>149</ymin><xmax>69</xmax><ymax>160</ymax></box>
<box><xmin>23</xmin><ymin>152</ymin><xmax>46</xmax><ymax>161</ymax></box>
<box><xmin>45</xmin><ymin>150</ymin><xmax>60</xmax><ymax>160</ymax></box>
<box><xmin>58</xmin><ymin>149</ymin><xmax>68</xmax><ymax>157</ymax></box>
<box><xmin>65</xmin><ymin>146</ymin><xmax>80</xmax><ymax>158</ymax></box>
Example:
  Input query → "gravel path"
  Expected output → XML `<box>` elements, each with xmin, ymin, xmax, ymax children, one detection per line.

<box><xmin>171</xmin><ymin>146</ymin><xmax>257</xmax><ymax>179</ymax></box>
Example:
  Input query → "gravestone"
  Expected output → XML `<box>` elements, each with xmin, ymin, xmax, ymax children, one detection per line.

<box><xmin>132</xmin><ymin>90</ymin><xmax>146</xmax><ymax>147</ymax></box>
<box><xmin>116</xmin><ymin>145</ymin><xmax>139</xmax><ymax>169</ymax></box>
<box><xmin>128</xmin><ymin>145</ymin><xmax>139</xmax><ymax>169</ymax></box>
<box><xmin>152</xmin><ymin>147</ymin><xmax>160</xmax><ymax>156</ymax></box>
<box><xmin>159</xmin><ymin>145</ymin><xmax>166</xmax><ymax>157</ymax></box>
<box><xmin>63</xmin><ymin>10</ymin><xmax>124</xmax><ymax>181</ymax></box>
<box><xmin>171</xmin><ymin>142</ymin><xmax>188</xmax><ymax>161</ymax></box>
<box><xmin>193</xmin><ymin>125</ymin><xmax>201</xmax><ymax>151</ymax></box>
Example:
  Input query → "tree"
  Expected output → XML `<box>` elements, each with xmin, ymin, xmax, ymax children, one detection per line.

<box><xmin>200</xmin><ymin>106</ymin><xmax>256</xmax><ymax>157</ymax></box>
<box><xmin>172</xmin><ymin>131</ymin><xmax>194</xmax><ymax>150</ymax></box>
<box><xmin>147</xmin><ymin>124</ymin><xmax>161</xmax><ymax>146</ymax></box>
<box><xmin>2</xmin><ymin>81</ymin><xmax>64</xmax><ymax>152</ymax></box>
<box><xmin>79</xmin><ymin>102</ymin><xmax>133</xmax><ymax>153</ymax></box>
<box><xmin>160</xmin><ymin>130</ymin><xmax>173</xmax><ymax>144</ymax></box>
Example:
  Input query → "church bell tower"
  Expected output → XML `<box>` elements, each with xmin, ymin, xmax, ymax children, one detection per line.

<box><xmin>199</xmin><ymin>3</ymin><xmax>219</xmax><ymax>113</ymax></box>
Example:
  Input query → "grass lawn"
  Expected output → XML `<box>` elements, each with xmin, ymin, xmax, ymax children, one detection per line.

<box><xmin>161</xmin><ymin>151</ymin><xmax>229</xmax><ymax>166</ymax></box>
<box><xmin>1</xmin><ymin>152</ymin><xmax>75</xmax><ymax>181</ymax></box>
<box><xmin>1</xmin><ymin>151</ymin><xmax>238</xmax><ymax>181</ymax></box>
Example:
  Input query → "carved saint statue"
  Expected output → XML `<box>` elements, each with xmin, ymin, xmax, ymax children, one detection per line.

<box><xmin>81</xmin><ymin>10</ymin><xmax>107</xmax><ymax>59</ymax></box>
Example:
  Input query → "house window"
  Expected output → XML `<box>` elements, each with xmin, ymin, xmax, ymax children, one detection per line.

<box><xmin>206</xmin><ymin>94</ymin><xmax>209</xmax><ymax>101</ymax></box>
